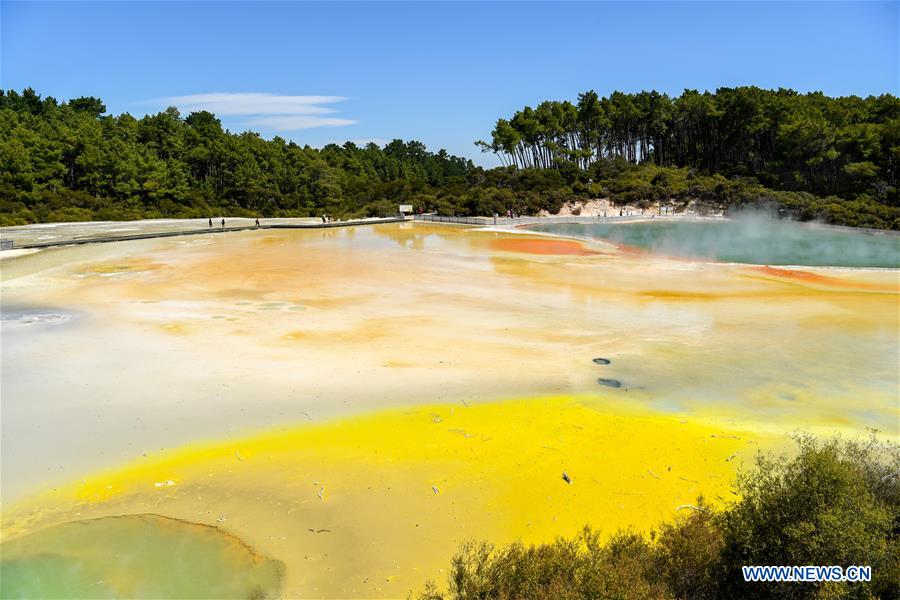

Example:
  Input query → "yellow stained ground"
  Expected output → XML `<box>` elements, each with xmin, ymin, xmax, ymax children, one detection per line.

<box><xmin>1</xmin><ymin>222</ymin><xmax>898</xmax><ymax>597</ymax></box>
<box><xmin>2</xmin><ymin>397</ymin><xmax>769</xmax><ymax>597</ymax></box>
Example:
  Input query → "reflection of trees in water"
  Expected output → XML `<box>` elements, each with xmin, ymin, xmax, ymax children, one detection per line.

<box><xmin>372</xmin><ymin>223</ymin><xmax>500</xmax><ymax>255</ymax></box>
<box><xmin>313</xmin><ymin>226</ymin><xmax>357</xmax><ymax>242</ymax></box>
<box><xmin>371</xmin><ymin>223</ymin><xmax>434</xmax><ymax>250</ymax></box>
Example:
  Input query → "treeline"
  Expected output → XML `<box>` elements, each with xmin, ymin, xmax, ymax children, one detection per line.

<box><xmin>2</xmin><ymin>87</ymin><xmax>900</xmax><ymax>230</ymax></box>
<box><xmin>478</xmin><ymin>87</ymin><xmax>900</xmax><ymax>205</ymax></box>
<box><xmin>0</xmin><ymin>88</ymin><xmax>475</xmax><ymax>225</ymax></box>
<box><xmin>413</xmin><ymin>434</ymin><xmax>899</xmax><ymax>600</ymax></box>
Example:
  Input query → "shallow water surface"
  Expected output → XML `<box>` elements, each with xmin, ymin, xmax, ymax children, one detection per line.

<box><xmin>529</xmin><ymin>219</ymin><xmax>900</xmax><ymax>267</ymax></box>
<box><xmin>0</xmin><ymin>514</ymin><xmax>283</xmax><ymax>598</ymax></box>
<box><xmin>1</xmin><ymin>221</ymin><xmax>897</xmax><ymax>597</ymax></box>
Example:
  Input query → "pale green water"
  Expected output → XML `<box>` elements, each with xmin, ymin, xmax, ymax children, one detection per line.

<box><xmin>529</xmin><ymin>219</ymin><xmax>900</xmax><ymax>268</ymax></box>
<box><xmin>0</xmin><ymin>515</ymin><xmax>283</xmax><ymax>599</ymax></box>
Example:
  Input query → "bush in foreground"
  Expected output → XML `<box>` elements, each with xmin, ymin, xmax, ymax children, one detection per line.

<box><xmin>411</xmin><ymin>434</ymin><xmax>899</xmax><ymax>600</ymax></box>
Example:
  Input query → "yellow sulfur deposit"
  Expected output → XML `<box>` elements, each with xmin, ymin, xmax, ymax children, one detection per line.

<box><xmin>3</xmin><ymin>396</ymin><xmax>774</xmax><ymax>597</ymax></box>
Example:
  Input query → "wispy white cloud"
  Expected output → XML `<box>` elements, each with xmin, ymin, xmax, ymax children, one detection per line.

<box><xmin>151</xmin><ymin>92</ymin><xmax>356</xmax><ymax>131</ymax></box>
<box><xmin>248</xmin><ymin>115</ymin><xmax>358</xmax><ymax>130</ymax></box>
<box><xmin>158</xmin><ymin>93</ymin><xmax>346</xmax><ymax>115</ymax></box>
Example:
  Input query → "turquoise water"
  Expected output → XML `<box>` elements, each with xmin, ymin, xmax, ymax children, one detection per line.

<box><xmin>529</xmin><ymin>219</ymin><xmax>900</xmax><ymax>268</ymax></box>
<box><xmin>0</xmin><ymin>515</ymin><xmax>283</xmax><ymax>599</ymax></box>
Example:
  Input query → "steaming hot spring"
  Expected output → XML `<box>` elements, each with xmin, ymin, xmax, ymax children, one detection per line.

<box><xmin>1</xmin><ymin>219</ymin><xmax>897</xmax><ymax>597</ymax></box>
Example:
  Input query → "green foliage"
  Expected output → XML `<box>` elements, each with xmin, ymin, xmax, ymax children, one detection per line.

<box><xmin>422</xmin><ymin>530</ymin><xmax>667</xmax><ymax>600</ymax></box>
<box><xmin>412</xmin><ymin>434</ymin><xmax>900</xmax><ymax>600</ymax></box>
<box><xmin>1</xmin><ymin>87</ymin><xmax>898</xmax><ymax>229</ymax></box>
<box><xmin>721</xmin><ymin>434</ymin><xmax>899</xmax><ymax>599</ymax></box>
<box><xmin>0</xmin><ymin>88</ymin><xmax>475</xmax><ymax>223</ymax></box>
<box><xmin>653</xmin><ymin>500</ymin><xmax>725</xmax><ymax>600</ymax></box>
<box><xmin>484</xmin><ymin>87</ymin><xmax>900</xmax><ymax>207</ymax></box>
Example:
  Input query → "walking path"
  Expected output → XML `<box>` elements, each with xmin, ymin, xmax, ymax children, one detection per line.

<box><xmin>0</xmin><ymin>217</ymin><xmax>405</xmax><ymax>250</ymax></box>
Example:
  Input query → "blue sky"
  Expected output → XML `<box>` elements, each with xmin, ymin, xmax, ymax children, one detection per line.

<box><xmin>2</xmin><ymin>1</ymin><xmax>898</xmax><ymax>165</ymax></box>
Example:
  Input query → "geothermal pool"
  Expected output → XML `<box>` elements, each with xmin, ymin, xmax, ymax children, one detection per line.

<box><xmin>529</xmin><ymin>218</ymin><xmax>900</xmax><ymax>267</ymax></box>
<box><xmin>1</xmin><ymin>221</ymin><xmax>898</xmax><ymax>597</ymax></box>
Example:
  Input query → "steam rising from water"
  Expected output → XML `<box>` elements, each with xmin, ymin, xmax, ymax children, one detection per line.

<box><xmin>530</xmin><ymin>215</ymin><xmax>900</xmax><ymax>268</ymax></box>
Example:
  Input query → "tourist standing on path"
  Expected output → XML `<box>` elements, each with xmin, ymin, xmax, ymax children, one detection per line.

<box><xmin>208</xmin><ymin>218</ymin><xmax>212</xmax><ymax>228</ymax></box>
<box><xmin>255</xmin><ymin>218</ymin><xmax>260</xmax><ymax>228</ymax></box>
<box><xmin>221</xmin><ymin>218</ymin><xmax>225</xmax><ymax>229</ymax></box>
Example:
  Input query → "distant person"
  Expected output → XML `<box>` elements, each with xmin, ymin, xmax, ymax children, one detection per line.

<box><xmin>208</xmin><ymin>218</ymin><xmax>212</xmax><ymax>228</ymax></box>
<box><xmin>255</xmin><ymin>218</ymin><xmax>260</xmax><ymax>228</ymax></box>
<box><xmin>322</xmin><ymin>214</ymin><xmax>326</xmax><ymax>224</ymax></box>
<box><xmin>221</xmin><ymin>218</ymin><xmax>225</xmax><ymax>229</ymax></box>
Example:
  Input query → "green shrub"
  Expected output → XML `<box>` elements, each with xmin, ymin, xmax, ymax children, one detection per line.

<box><xmin>720</xmin><ymin>434</ymin><xmax>898</xmax><ymax>600</ymax></box>
<box><xmin>412</xmin><ymin>434</ymin><xmax>900</xmax><ymax>600</ymax></box>
<box><xmin>420</xmin><ymin>529</ymin><xmax>666</xmax><ymax>600</ymax></box>
<box><xmin>653</xmin><ymin>499</ymin><xmax>724</xmax><ymax>600</ymax></box>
